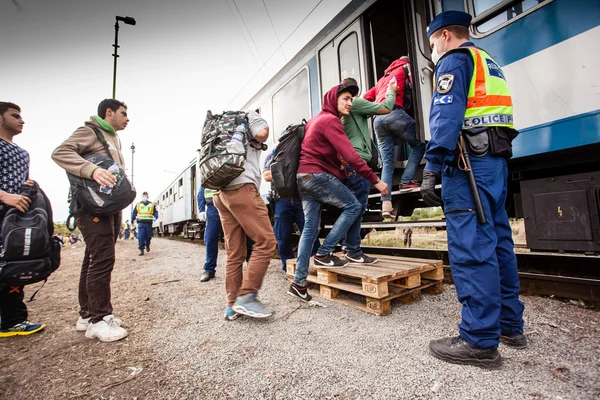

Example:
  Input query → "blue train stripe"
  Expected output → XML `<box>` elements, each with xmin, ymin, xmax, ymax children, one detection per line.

<box><xmin>472</xmin><ymin>0</ymin><xmax>600</xmax><ymax>66</ymax></box>
<box><xmin>512</xmin><ymin>110</ymin><xmax>600</xmax><ymax>158</ymax></box>
<box><xmin>307</xmin><ymin>56</ymin><xmax>320</xmax><ymax>117</ymax></box>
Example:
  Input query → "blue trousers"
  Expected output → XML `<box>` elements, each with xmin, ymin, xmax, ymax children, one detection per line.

<box><xmin>124</xmin><ymin>230</ymin><xmax>130</xmax><ymax>240</ymax></box>
<box><xmin>375</xmin><ymin>108</ymin><xmax>426</xmax><ymax>200</ymax></box>
<box><xmin>343</xmin><ymin>167</ymin><xmax>371</xmax><ymax>257</ymax></box>
<box><xmin>443</xmin><ymin>154</ymin><xmax>525</xmax><ymax>349</ymax></box>
<box><xmin>273</xmin><ymin>197</ymin><xmax>320</xmax><ymax>271</ymax></box>
<box><xmin>294</xmin><ymin>173</ymin><xmax>362</xmax><ymax>286</ymax></box>
<box><xmin>137</xmin><ymin>222</ymin><xmax>153</xmax><ymax>250</ymax></box>
<box><xmin>203</xmin><ymin>204</ymin><xmax>254</xmax><ymax>273</ymax></box>
<box><xmin>204</xmin><ymin>205</ymin><xmax>222</xmax><ymax>273</ymax></box>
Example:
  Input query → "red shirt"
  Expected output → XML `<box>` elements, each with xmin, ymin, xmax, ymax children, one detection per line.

<box><xmin>297</xmin><ymin>85</ymin><xmax>378</xmax><ymax>184</ymax></box>
<box><xmin>364</xmin><ymin>58</ymin><xmax>409</xmax><ymax>108</ymax></box>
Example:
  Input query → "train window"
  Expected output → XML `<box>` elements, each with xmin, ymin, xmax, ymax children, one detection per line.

<box><xmin>469</xmin><ymin>0</ymin><xmax>550</xmax><ymax>35</ymax></box>
<box><xmin>338</xmin><ymin>32</ymin><xmax>361</xmax><ymax>93</ymax></box>
<box><xmin>178</xmin><ymin>178</ymin><xmax>184</xmax><ymax>198</ymax></box>
<box><xmin>319</xmin><ymin>40</ymin><xmax>338</xmax><ymax>96</ymax></box>
<box><xmin>271</xmin><ymin>68</ymin><xmax>310</xmax><ymax>142</ymax></box>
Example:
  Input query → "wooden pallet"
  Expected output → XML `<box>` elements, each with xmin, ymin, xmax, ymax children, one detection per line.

<box><xmin>286</xmin><ymin>254</ymin><xmax>444</xmax><ymax>316</ymax></box>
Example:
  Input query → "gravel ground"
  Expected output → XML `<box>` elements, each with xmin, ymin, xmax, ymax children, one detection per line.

<box><xmin>1</xmin><ymin>237</ymin><xmax>598</xmax><ymax>399</ymax></box>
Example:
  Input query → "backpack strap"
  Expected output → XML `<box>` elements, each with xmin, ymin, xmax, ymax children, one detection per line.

<box><xmin>89</xmin><ymin>126</ymin><xmax>115</xmax><ymax>162</ymax></box>
<box><xmin>27</xmin><ymin>279</ymin><xmax>47</xmax><ymax>302</ymax></box>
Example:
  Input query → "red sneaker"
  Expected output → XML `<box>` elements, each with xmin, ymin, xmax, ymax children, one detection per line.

<box><xmin>401</xmin><ymin>182</ymin><xmax>420</xmax><ymax>189</ymax></box>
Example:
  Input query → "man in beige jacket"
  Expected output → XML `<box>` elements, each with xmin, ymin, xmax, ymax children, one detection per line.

<box><xmin>52</xmin><ymin>99</ymin><xmax>129</xmax><ymax>342</ymax></box>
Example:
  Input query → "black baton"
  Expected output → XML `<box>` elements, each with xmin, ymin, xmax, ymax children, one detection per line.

<box><xmin>460</xmin><ymin>133</ymin><xmax>486</xmax><ymax>224</ymax></box>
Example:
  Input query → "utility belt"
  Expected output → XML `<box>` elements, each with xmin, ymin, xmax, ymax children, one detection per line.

<box><xmin>137</xmin><ymin>218</ymin><xmax>152</xmax><ymax>223</ymax></box>
<box><xmin>460</xmin><ymin>126</ymin><xmax>519</xmax><ymax>160</ymax></box>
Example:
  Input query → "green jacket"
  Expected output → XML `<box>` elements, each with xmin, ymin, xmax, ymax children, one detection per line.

<box><xmin>341</xmin><ymin>88</ymin><xmax>397</xmax><ymax>162</ymax></box>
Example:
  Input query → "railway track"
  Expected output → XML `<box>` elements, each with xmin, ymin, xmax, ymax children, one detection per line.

<box><xmin>360</xmin><ymin>246</ymin><xmax>600</xmax><ymax>305</ymax></box>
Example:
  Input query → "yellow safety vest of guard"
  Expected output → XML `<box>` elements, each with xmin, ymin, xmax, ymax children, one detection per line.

<box><xmin>136</xmin><ymin>202</ymin><xmax>154</xmax><ymax>221</ymax></box>
<box><xmin>446</xmin><ymin>47</ymin><xmax>514</xmax><ymax>130</ymax></box>
<box><xmin>204</xmin><ymin>189</ymin><xmax>215</xmax><ymax>199</ymax></box>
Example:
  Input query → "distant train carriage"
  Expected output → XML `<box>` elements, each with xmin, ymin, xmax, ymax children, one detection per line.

<box><xmin>156</xmin><ymin>0</ymin><xmax>600</xmax><ymax>254</ymax></box>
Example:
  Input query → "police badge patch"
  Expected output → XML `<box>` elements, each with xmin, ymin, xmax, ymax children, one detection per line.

<box><xmin>437</xmin><ymin>74</ymin><xmax>454</xmax><ymax>94</ymax></box>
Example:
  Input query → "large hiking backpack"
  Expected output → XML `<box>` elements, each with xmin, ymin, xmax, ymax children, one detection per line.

<box><xmin>199</xmin><ymin>110</ymin><xmax>251</xmax><ymax>190</ymax></box>
<box><xmin>0</xmin><ymin>182</ymin><xmax>61</xmax><ymax>291</ymax></box>
<box><xmin>270</xmin><ymin>121</ymin><xmax>306</xmax><ymax>198</ymax></box>
<box><xmin>67</xmin><ymin>126</ymin><xmax>136</xmax><ymax>217</ymax></box>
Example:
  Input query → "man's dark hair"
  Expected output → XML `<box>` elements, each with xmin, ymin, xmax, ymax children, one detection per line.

<box><xmin>433</xmin><ymin>24</ymin><xmax>469</xmax><ymax>40</ymax></box>
<box><xmin>97</xmin><ymin>99</ymin><xmax>127</xmax><ymax>119</ymax></box>
<box><xmin>0</xmin><ymin>102</ymin><xmax>21</xmax><ymax>116</ymax></box>
<box><xmin>341</xmin><ymin>77</ymin><xmax>358</xmax><ymax>87</ymax></box>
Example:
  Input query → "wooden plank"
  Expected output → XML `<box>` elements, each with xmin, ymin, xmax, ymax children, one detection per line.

<box><xmin>365</xmin><ymin>253</ymin><xmax>444</xmax><ymax>267</ymax></box>
<box><xmin>320</xmin><ymin>286</ymin><xmax>340</xmax><ymax>299</ymax></box>
<box><xmin>361</xmin><ymin>281</ymin><xmax>389</xmax><ymax>298</ymax></box>
<box><xmin>421</xmin><ymin>265</ymin><xmax>444</xmax><ymax>281</ymax></box>
<box><xmin>389</xmin><ymin>273</ymin><xmax>421</xmax><ymax>289</ymax></box>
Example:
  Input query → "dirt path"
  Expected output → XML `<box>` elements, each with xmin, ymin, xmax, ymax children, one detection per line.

<box><xmin>1</xmin><ymin>238</ymin><xmax>598</xmax><ymax>399</ymax></box>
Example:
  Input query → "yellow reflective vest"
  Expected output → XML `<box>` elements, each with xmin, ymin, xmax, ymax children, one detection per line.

<box><xmin>136</xmin><ymin>202</ymin><xmax>154</xmax><ymax>221</ymax></box>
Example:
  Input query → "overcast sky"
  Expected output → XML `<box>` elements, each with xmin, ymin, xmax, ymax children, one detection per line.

<box><xmin>1</xmin><ymin>0</ymin><xmax>351</xmax><ymax>221</ymax></box>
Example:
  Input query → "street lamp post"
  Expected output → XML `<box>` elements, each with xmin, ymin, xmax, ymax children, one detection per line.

<box><xmin>112</xmin><ymin>16</ymin><xmax>136</xmax><ymax>99</ymax></box>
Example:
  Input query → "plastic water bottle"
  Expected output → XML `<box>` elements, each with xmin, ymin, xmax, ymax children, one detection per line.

<box><xmin>390</xmin><ymin>76</ymin><xmax>397</xmax><ymax>86</ymax></box>
<box><xmin>228</xmin><ymin>123</ymin><xmax>246</xmax><ymax>154</ymax></box>
<box><xmin>99</xmin><ymin>163</ymin><xmax>120</xmax><ymax>194</ymax></box>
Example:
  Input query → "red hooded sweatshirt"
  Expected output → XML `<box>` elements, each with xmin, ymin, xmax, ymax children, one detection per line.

<box><xmin>297</xmin><ymin>85</ymin><xmax>379</xmax><ymax>184</ymax></box>
<box><xmin>363</xmin><ymin>58</ymin><xmax>409</xmax><ymax>108</ymax></box>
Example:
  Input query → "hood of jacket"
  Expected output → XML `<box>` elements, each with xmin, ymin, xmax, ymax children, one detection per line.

<box><xmin>384</xmin><ymin>58</ymin><xmax>409</xmax><ymax>75</ymax></box>
<box><xmin>321</xmin><ymin>85</ymin><xmax>342</xmax><ymax>117</ymax></box>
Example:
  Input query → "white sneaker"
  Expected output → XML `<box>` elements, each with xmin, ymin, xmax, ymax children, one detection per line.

<box><xmin>76</xmin><ymin>316</ymin><xmax>123</xmax><ymax>331</ymax></box>
<box><xmin>85</xmin><ymin>315</ymin><xmax>128</xmax><ymax>342</ymax></box>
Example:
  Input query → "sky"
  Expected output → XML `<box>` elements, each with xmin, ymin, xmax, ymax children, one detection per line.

<box><xmin>1</xmin><ymin>0</ymin><xmax>351</xmax><ymax>221</ymax></box>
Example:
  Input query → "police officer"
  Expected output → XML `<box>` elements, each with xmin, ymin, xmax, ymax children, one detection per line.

<box><xmin>131</xmin><ymin>191</ymin><xmax>157</xmax><ymax>256</ymax></box>
<box><xmin>421</xmin><ymin>11</ymin><xmax>525</xmax><ymax>369</ymax></box>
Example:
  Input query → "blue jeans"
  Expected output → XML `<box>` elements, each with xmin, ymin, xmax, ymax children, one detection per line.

<box><xmin>203</xmin><ymin>205</ymin><xmax>222</xmax><ymax>273</ymax></box>
<box><xmin>293</xmin><ymin>173</ymin><xmax>362</xmax><ymax>286</ymax></box>
<box><xmin>137</xmin><ymin>221</ymin><xmax>153</xmax><ymax>249</ymax></box>
<box><xmin>274</xmin><ymin>198</ymin><xmax>320</xmax><ymax>271</ymax></box>
<box><xmin>443</xmin><ymin>154</ymin><xmax>524</xmax><ymax>349</ymax></box>
<box><xmin>343</xmin><ymin>167</ymin><xmax>371</xmax><ymax>257</ymax></box>
<box><xmin>375</xmin><ymin>108</ymin><xmax>426</xmax><ymax>201</ymax></box>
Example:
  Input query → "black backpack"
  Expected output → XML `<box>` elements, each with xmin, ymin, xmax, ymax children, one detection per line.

<box><xmin>402</xmin><ymin>64</ymin><xmax>414</xmax><ymax>117</ymax></box>
<box><xmin>0</xmin><ymin>182</ymin><xmax>61</xmax><ymax>294</ymax></box>
<box><xmin>67</xmin><ymin>126</ymin><xmax>136</xmax><ymax>216</ymax></box>
<box><xmin>270</xmin><ymin>121</ymin><xmax>306</xmax><ymax>198</ymax></box>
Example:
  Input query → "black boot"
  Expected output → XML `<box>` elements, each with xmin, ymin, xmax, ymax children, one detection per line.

<box><xmin>146</xmin><ymin>245</ymin><xmax>150</xmax><ymax>253</ymax></box>
<box><xmin>138</xmin><ymin>249</ymin><xmax>144</xmax><ymax>256</ymax></box>
<box><xmin>200</xmin><ymin>271</ymin><xmax>215</xmax><ymax>282</ymax></box>
<box><xmin>500</xmin><ymin>333</ymin><xmax>528</xmax><ymax>349</ymax></box>
<box><xmin>429</xmin><ymin>336</ymin><xmax>502</xmax><ymax>369</ymax></box>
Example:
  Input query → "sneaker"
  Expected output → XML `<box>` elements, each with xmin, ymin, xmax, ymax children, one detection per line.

<box><xmin>146</xmin><ymin>245</ymin><xmax>150</xmax><ymax>253</ymax></box>
<box><xmin>500</xmin><ymin>333</ymin><xmax>528</xmax><ymax>349</ymax></box>
<box><xmin>429</xmin><ymin>336</ymin><xmax>502</xmax><ymax>369</ymax></box>
<box><xmin>288</xmin><ymin>282</ymin><xmax>312</xmax><ymax>302</ymax></box>
<box><xmin>200</xmin><ymin>271</ymin><xmax>215</xmax><ymax>282</ymax></box>
<box><xmin>314</xmin><ymin>253</ymin><xmax>348</xmax><ymax>268</ymax></box>
<box><xmin>232</xmin><ymin>293</ymin><xmax>276</xmax><ymax>319</ymax></box>
<box><xmin>401</xmin><ymin>181</ymin><xmax>420</xmax><ymax>189</ymax></box>
<box><xmin>345</xmin><ymin>253</ymin><xmax>378</xmax><ymax>264</ymax></box>
<box><xmin>381</xmin><ymin>210</ymin><xmax>396</xmax><ymax>220</ymax></box>
<box><xmin>0</xmin><ymin>320</ymin><xmax>46</xmax><ymax>337</ymax></box>
<box><xmin>224</xmin><ymin>306</ymin><xmax>240</xmax><ymax>321</ymax></box>
<box><xmin>138</xmin><ymin>249</ymin><xmax>144</xmax><ymax>256</ymax></box>
<box><xmin>76</xmin><ymin>316</ymin><xmax>122</xmax><ymax>332</ymax></box>
<box><xmin>85</xmin><ymin>315</ymin><xmax>128</xmax><ymax>342</ymax></box>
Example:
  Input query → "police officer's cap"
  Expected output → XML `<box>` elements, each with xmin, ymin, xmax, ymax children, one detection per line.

<box><xmin>143</xmin><ymin>191</ymin><xmax>148</xmax><ymax>195</ymax></box>
<box><xmin>426</xmin><ymin>11</ymin><xmax>472</xmax><ymax>38</ymax></box>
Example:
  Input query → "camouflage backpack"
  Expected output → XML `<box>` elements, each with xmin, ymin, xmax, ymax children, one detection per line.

<box><xmin>199</xmin><ymin>110</ymin><xmax>250</xmax><ymax>190</ymax></box>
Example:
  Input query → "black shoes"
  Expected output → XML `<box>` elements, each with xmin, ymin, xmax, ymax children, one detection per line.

<box><xmin>138</xmin><ymin>249</ymin><xmax>144</xmax><ymax>256</ymax></box>
<box><xmin>314</xmin><ymin>253</ymin><xmax>348</xmax><ymax>268</ymax></box>
<box><xmin>146</xmin><ymin>245</ymin><xmax>150</xmax><ymax>253</ymax></box>
<box><xmin>287</xmin><ymin>282</ymin><xmax>312</xmax><ymax>302</ymax></box>
<box><xmin>429</xmin><ymin>336</ymin><xmax>502</xmax><ymax>369</ymax></box>
<box><xmin>500</xmin><ymin>333</ymin><xmax>528</xmax><ymax>349</ymax></box>
<box><xmin>345</xmin><ymin>253</ymin><xmax>378</xmax><ymax>264</ymax></box>
<box><xmin>200</xmin><ymin>271</ymin><xmax>215</xmax><ymax>282</ymax></box>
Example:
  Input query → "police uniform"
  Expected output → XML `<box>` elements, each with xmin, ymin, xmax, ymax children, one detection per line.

<box><xmin>131</xmin><ymin>191</ymin><xmax>158</xmax><ymax>255</ymax></box>
<box><xmin>423</xmin><ymin>11</ymin><xmax>525</xmax><ymax>366</ymax></box>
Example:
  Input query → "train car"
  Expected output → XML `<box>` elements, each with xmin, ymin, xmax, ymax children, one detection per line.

<box><xmin>153</xmin><ymin>157</ymin><xmax>203</xmax><ymax>239</ymax></box>
<box><xmin>157</xmin><ymin>0</ymin><xmax>600</xmax><ymax>254</ymax></box>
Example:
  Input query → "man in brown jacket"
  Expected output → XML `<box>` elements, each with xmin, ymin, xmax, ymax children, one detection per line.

<box><xmin>52</xmin><ymin>99</ymin><xmax>129</xmax><ymax>342</ymax></box>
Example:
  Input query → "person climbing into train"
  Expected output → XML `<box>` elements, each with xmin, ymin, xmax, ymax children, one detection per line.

<box><xmin>339</xmin><ymin>76</ymin><xmax>400</xmax><ymax>264</ymax></box>
<box><xmin>364</xmin><ymin>55</ymin><xmax>426</xmax><ymax>219</ymax></box>
<box><xmin>288</xmin><ymin>83</ymin><xmax>389</xmax><ymax>303</ymax></box>
<box><xmin>422</xmin><ymin>10</ymin><xmax>525</xmax><ymax>369</ymax></box>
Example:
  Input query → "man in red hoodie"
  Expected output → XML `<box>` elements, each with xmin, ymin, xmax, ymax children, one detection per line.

<box><xmin>288</xmin><ymin>84</ymin><xmax>388</xmax><ymax>302</ymax></box>
<box><xmin>364</xmin><ymin>57</ymin><xmax>426</xmax><ymax>218</ymax></box>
